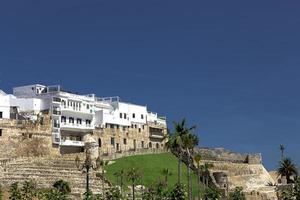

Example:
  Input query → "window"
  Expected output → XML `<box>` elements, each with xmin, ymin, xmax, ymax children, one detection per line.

<box><xmin>0</xmin><ymin>112</ymin><xmax>2</xmax><ymax>118</ymax></box>
<box><xmin>122</xmin><ymin>126</ymin><xmax>126</xmax><ymax>131</ymax></box>
<box><xmin>116</xmin><ymin>125</ymin><xmax>119</xmax><ymax>129</ymax></box>
<box><xmin>132</xmin><ymin>113</ymin><xmax>135</xmax><ymax>118</ymax></box>
<box><xmin>142</xmin><ymin>125</ymin><xmax>145</xmax><ymax>130</ymax></box>
<box><xmin>77</xmin><ymin>118</ymin><xmax>82</xmax><ymax>124</ymax></box>
<box><xmin>120</xmin><ymin>113</ymin><xmax>122</xmax><ymax>118</ymax></box>
<box><xmin>98</xmin><ymin>138</ymin><xmax>102</xmax><ymax>147</ymax></box>
<box><xmin>111</xmin><ymin>137</ymin><xmax>115</xmax><ymax>146</ymax></box>
<box><xmin>141</xmin><ymin>141</ymin><xmax>144</xmax><ymax>148</ymax></box>
<box><xmin>124</xmin><ymin>113</ymin><xmax>127</xmax><ymax>119</ymax></box>
<box><xmin>134</xmin><ymin>124</ymin><xmax>137</xmax><ymax>129</ymax></box>
<box><xmin>0</xmin><ymin>129</ymin><xmax>2</xmax><ymax>137</ymax></box>
<box><xmin>141</xmin><ymin>114</ymin><xmax>144</xmax><ymax>119</ymax></box>
<box><xmin>123</xmin><ymin>138</ymin><xmax>127</xmax><ymax>145</ymax></box>
<box><xmin>138</xmin><ymin>128</ymin><xmax>141</xmax><ymax>133</ymax></box>
<box><xmin>87</xmin><ymin>104</ymin><xmax>90</xmax><ymax>109</ymax></box>
<box><xmin>69</xmin><ymin>117</ymin><xmax>74</xmax><ymax>124</ymax></box>
<box><xmin>110</xmin><ymin>124</ymin><xmax>114</xmax><ymax>129</ymax></box>
<box><xmin>61</xmin><ymin>116</ymin><xmax>66</xmax><ymax>123</ymax></box>
<box><xmin>86</xmin><ymin>120</ymin><xmax>91</xmax><ymax>126</ymax></box>
<box><xmin>131</xmin><ymin>124</ymin><xmax>134</xmax><ymax>128</ymax></box>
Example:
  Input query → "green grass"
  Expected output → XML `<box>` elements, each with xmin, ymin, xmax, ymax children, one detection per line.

<box><xmin>105</xmin><ymin>152</ymin><xmax>203</xmax><ymax>197</ymax></box>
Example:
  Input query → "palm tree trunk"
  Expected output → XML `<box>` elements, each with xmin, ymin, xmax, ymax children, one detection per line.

<box><xmin>188</xmin><ymin>163</ymin><xmax>192</xmax><ymax>200</ymax></box>
<box><xmin>178</xmin><ymin>152</ymin><xmax>182</xmax><ymax>185</ymax></box>
<box><xmin>197</xmin><ymin>169</ymin><xmax>201</xmax><ymax>200</ymax></box>
<box><xmin>132</xmin><ymin>183</ymin><xmax>135</xmax><ymax>200</ymax></box>
<box><xmin>102</xmin><ymin>169</ymin><xmax>105</xmax><ymax>198</ymax></box>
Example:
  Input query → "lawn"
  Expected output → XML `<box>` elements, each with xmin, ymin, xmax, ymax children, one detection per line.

<box><xmin>105</xmin><ymin>152</ymin><xmax>204</xmax><ymax>197</ymax></box>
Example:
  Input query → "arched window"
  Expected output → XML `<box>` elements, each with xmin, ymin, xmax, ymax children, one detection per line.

<box><xmin>156</xmin><ymin>143</ymin><xmax>159</xmax><ymax>149</ymax></box>
<box><xmin>149</xmin><ymin>142</ymin><xmax>152</xmax><ymax>148</ymax></box>
<box><xmin>98</xmin><ymin>138</ymin><xmax>102</xmax><ymax>147</ymax></box>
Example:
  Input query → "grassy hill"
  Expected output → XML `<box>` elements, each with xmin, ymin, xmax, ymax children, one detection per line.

<box><xmin>105</xmin><ymin>152</ymin><xmax>203</xmax><ymax>197</ymax></box>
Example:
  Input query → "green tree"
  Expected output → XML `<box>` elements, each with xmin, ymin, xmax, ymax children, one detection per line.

<box><xmin>200</xmin><ymin>162</ymin><xmax>214</xmax><ymax>187</ymax></box>
<box><xmin>166</xmin><ymin>119</ymin><xmax>196</xmax><ymax>185</ymax></box>
<box><xmin>194</xmin><ymin>153</ymin><xmax>202</xmax><ymax>200</ymax></box>
<box><xmin>127</xmin><ymin>168</ymin><xmax>141</xmax><ymax>200</ymax></box>
<box><xmin>181</xmin><ymin>133</ymin><xmax>198</xmax><ymax>200</ymax></box>
<box><xmin>229</xmin><ymin>187</ymin><xmax>246</xmax><ymax>200</ymax></box>
<box><xmin>53</xmin><ymin>180</ymin><xmax>71</xmax><ymax>195</ymax></box>
<box><xmin>277</xmin><ymin>158</ymin><xmax>298</xmax><ymax>183</ymax></box>
<box><xmin>202</xmin><ymin>187</ymin><xmax>221</xmax><ymax>200</ymax></box>
<box><xmin>9</xmin><ymin>182</ymin><xmax>22</xmax><ymax>200</ymax></box>
<box><xmin>167</xmin><ymin>184</ymin><xmax>187</xmax><ymax>200</ymax></box>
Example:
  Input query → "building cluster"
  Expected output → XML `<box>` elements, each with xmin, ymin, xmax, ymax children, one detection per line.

<box><xmin>0</xmin><ymin>84</ymin><xmax>167</xmax><ymax>154</ymax></box>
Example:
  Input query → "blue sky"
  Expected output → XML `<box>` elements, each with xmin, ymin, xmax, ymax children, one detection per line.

<box><xmin>1</xmin><ymin>1</ymin><xmax>300</xmax><ymax>169</ymax></box>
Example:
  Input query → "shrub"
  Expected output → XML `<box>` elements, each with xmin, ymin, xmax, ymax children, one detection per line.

<box><xmin>202</xmin><ymin>187</ymin><xmax>221</xmax><ymax>200</ymax></box>
<box><xmin>229</xmin><ymin>187</ymin><xmax>246</xmax><ymax>200</ymax></box>
<box><xmin>9</xmin><ymin>182</ymin><xmax>22</xmax><ymax>200</ymax></box>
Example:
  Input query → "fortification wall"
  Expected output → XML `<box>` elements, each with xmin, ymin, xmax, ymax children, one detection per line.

<box><xmin>197</xmin><ymin>147</ymin><xmax>262</xmax><ymax>164</ymax></box>
<box><xmin>0</xmin><ymin>113</ymin><xmax>59</xmax><ymax>159</ymax></box>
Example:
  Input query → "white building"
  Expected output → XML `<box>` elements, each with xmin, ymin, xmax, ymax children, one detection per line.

<box><xmin>0</xmin><ymin>84</ymin><xmax>167</xmax><ymax>151</ymax></box>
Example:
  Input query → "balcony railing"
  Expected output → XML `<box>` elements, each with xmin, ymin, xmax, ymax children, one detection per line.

<box><xmin>60</xmin><ymin>105</ymin><xmax>94</xmax><ymax>114</ymax></box>
<box><xmin>52</xmin><ymin>110</ymin><xmax>61</xmax><ymax>115</ymax></box>
<box><xmin>60</xmin><ymin>139</ymin><xmax>84</xmax><ymax>147</ymax></box>
<box><xmin>60</xmin><ymin>122</ymin><xmax>94</xmax><ymax>129</ymax></box>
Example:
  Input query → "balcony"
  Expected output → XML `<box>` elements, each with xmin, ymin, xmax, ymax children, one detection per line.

<box><xmin>149</xmin><ymin>134</ymin><xmax>165</xmax><ymax>139</ymax></box>
<box><xmin>60</xmin><ymin>105</ymin><xmax>94</xmax><ymax>115</ymax></box>
<box><xmin>60</xmin><ymin>139</ymin><xmax>84</xmax><ymax>147</ymax></box>
<box><xmin>60</xmin><ymin>122</ymin><xmax>94</xmax><ymax>131</ymax></box>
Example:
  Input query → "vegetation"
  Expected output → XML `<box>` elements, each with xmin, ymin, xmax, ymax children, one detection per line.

<box><xmin>202</xmin><ymin>187</ymin><xmax>221</xmax><ymax>200</ymax></box>
<box><xmin>52</xmin><ymin>179</ymin><xmax>71</xmax><ymax>195</ymax></box>
<box><xmin>228</xmin><ymin>187</ymin><xmax>246</xmax><ymax>200</ymax></box>
<box><xmin>105</xmin><ymin>153</ymin><xmax>200</xmax><ymax>197</ymax></box>
<box><xmin>277</xmin><ymin>157</ymin><xmax>298</xmax><ymax>183</ymax></box>
<box><xmin>279</xmin><ymin>144</ymin><xmax>285</xmax><ymax>159</ymax></box>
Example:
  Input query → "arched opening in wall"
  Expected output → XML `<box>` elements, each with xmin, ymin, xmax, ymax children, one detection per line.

<box><xmin>98</xmin><ymin>138</ymin><xmax>102</xmax><ymax>147</ymax></box>
<box><xmin>149</xmin><ymin>142</ymin><xmax>152</xmax><ymax>148</ymax></box>
<box><xmin>156</xmin><ymin>143</ymin><xmax>159</xmax><ymax>149</ymax></box>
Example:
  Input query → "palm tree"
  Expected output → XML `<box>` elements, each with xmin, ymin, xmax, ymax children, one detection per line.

<box><xmin>194</xmin><ymin>153</ymin><xmax>202</xmax><ymax>200</ymax></box>
<box><xmin>166</xmin><ymin>119</ymin><xmax>196</xmax><ymax>185</ymax></box>
<box><xmin>162</xmin><ymin>168</ymin><xmax>172</xmax><ymax>187</ymax></box>
<box><xmin>99</xmin><ymin>160</ymin><xmax>109</xmax><ymax>197</ymax></box>
<box><xmin>182</xmin><ymin>133</ymin><xmax>198</xmax><ymax>200</ymax></box>
<box><xmin>277</xmin><ymin>158</ymin><xmax>298</xmax><ymax>184</ymax></box>
<box><xmin>200</xmin><ymin>162</ymin><xmax>214</xmax><ymax>187</ymax></box>
<box><xmin>279</xmin><ymin>144</ymin><xmax>285</xmax><ymax>159</ymax></box>
<box><xmin>127</xmin><ymin>168</ymin><xmax>141</xmax><ymax>200</ymax></box>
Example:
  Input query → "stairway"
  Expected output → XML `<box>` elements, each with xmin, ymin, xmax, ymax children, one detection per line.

<box><xmin>0</xmin><ymin>156</ymin><xmax>110</xmax><ymax>199</ymax></box>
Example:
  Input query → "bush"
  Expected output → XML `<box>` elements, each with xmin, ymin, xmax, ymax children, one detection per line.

<box><xmin>9</xmin><ymin>182</ymin><xmax>22</xmax><ymax>200</ymax></box>
<box><xmin>167</xmin><ymin>184</ymin><xmax>187</xmax><ymax>200</ymax></box>
<box><xmin>202</xmin><ymin>187</ymin><xmax>221</xmax><ymax>200</ymax></box>
<box><xmin>53</xmin><ymin>180</ymin><xmax>71</xmax><ymax>195</ymax></box>
<box><xmin>229</xmin><ymin>187</ymin><xmax>246</xmax><ymax>200</ymax></box>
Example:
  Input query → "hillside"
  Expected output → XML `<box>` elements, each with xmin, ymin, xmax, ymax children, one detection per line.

<box><xmin>105</xmin><ymin>152</ymin><xmax>202</xmax><ymax>197</ymax></box>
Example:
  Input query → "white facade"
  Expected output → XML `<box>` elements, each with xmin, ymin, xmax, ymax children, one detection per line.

<box><xmin>0</xmin><ymin>84</ymin><xmax>167</xmax><ymax>148</ymax></box>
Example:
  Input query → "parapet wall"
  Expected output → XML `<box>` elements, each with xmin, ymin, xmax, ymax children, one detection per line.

<box><xmin>196</xmin><ymin>147</ymin><xmax>262</xmax><ymax>164</ymax></box>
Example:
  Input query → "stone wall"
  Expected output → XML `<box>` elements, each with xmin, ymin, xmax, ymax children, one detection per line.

<box><xmin>0</xmin><ymin>113</ymin><xmax>59</xmax><ymax>159</ymax></box>
<box><xmin>197</xmin><ymin>147</ymin><xmax>262</xmax><ymax>164</ymax></box>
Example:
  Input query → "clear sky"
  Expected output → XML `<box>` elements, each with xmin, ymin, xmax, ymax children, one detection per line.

<box><xmin>0</xmin><ymin>1</ymin><xmax>299</xmax><ymax>170</ymax></box>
